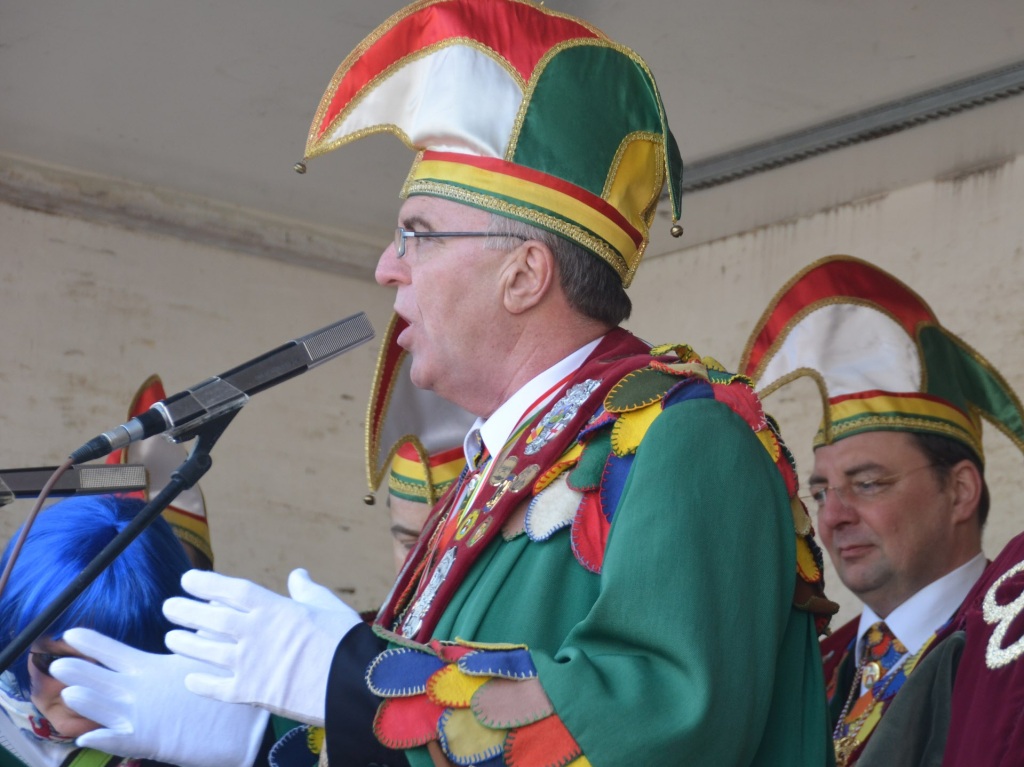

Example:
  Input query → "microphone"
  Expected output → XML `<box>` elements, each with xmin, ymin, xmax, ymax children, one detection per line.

<box><xmin>0</xmin><ymin>464</ymin><xmax>148</xmax><ymax>507</ymax></box>
<box><xmin>70</xmin><ymin>312</ymin><xmax>375</xmax><ymax>465</ymax></box>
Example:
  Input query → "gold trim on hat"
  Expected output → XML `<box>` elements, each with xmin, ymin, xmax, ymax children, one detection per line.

<box><xmin>403</xmin><ymin>176</ymin><xmax>634</xmax><ymax>282</ymax></box>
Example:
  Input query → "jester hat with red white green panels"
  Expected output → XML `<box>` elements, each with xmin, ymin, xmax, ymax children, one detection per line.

<box><xmin>301</xmin><ymin>0</ymin><xmax>682</xmax><ymax>287</ymax></box>
<box><xmin>740</xmin><ymin>255</ymin><xmax>1024</xmax><ymax>463</ymax></box>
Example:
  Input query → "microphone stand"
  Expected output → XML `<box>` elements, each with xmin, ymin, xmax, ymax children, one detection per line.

<box><xmin>0</xmin><ymin>410</ymin><xmax>239</xmax><ymax>675</ymax></box>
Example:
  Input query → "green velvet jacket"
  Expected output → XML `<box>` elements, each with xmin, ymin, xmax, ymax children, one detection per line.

<box><xmin>410</xmin><ymin>400</ymin><xmax>832</xmax><ymax>766</ymax></box>
<box><xmin>330</xmin><ymin>335</ymin><xmax>834</xmax><ymax>766</ymax></box>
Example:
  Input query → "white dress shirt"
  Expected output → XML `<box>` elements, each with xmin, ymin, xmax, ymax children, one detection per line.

<box><xmin>463</xmin><ymin>337</ymin><xmax>602</xmax><ymax>465</ymax></box>
<box><xmin>855</xmin><ymin>552</ymin><xmax>986</xmax><ymax>689</ymax></box>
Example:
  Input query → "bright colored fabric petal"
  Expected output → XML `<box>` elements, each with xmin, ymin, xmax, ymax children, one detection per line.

<box><xmin>438</xmin><ymin>707</ymin><xmax>507</xmax><ymax>765</ymax></box>
<box><xmin>796</xmin><ymin>534</ymin><xmax>822</xmax><ymax>583</ymax></box>
<box><xmin>432</xmin><ymin>642</ymin><xmax>477</xmax><ymax>664</ymax></box>
<box><xmin>774</xmin><ymin>441</ymin><xmax>799</xmax><ymax>497</ymax></box>
<box><xmin>710</xmin><ymin>381</ymin><xmax>767</xmax><ymax>431</ymax></box>
<box><xmin>605</xmin><ymin>368</ymin><xmax>674</xmax><ymax>412</ymax></box>
<box><xmin>373</xmin><ymin>695</ymin><xmax>444</xmax><ymax>749</ymax></box>
<box><xmin>525</xmin><ymin>474</ymin><xmax>581</xmax><ymax>541</ymax></box>
<box><xmin>649</xmin><ymin>342</ymin><xmax>700</xmax><ymax>362</ymax></box>
<box><xmin>568</xmin><ymin>429</ymin><xmax>611</xmax><ymax>492</ymax></box>
<box><xmin>471</xmin><ymin>677</ymin><xmax>554</xmax><ymax>729</ymax></box>
<box><xmin>268</xmin><ymin>723</ymin><xmax>322</xmax><ymax>767</ymax></box>
<box><xmin>534</xmin><ymin>442</ymin><xmax>583</xmax><ymax>492</ymax></box>
<box><xmin>648</xmin><ymin>360</ymin><xmax>708</xmax><ymax>379</ymax></box>
<box><xmin>504</xmin><ymin>714</ymin><xmax>582</xmax><ymax>767</ymax></box>
<box><xmin>570</xmin><ymin>490</ymin><xmax>608</xmax><ymax>574</ymax></box>
<box><xmin>598</xmin><ymin>452</ymin><xmax>633</xmax><ymax>526</ymax></box>
<box><xmin>428</xmin><ymin>663</ymin><xmax>489</xmax><ymax>707</ymax></box>
<box><xmin>459</xmin><ymin>648</ymin><xmax>537</xmax><ymax>679</ymax></box>
<box><xmin>609</xmin><ymin>401</ymin><xmax>660</xmax><ymax>456</ymax></box>
<box><xmin>366</xmin><ymin>647</ymin><xmax>445</xmax><ymax>696</ymax></box>
<box><xmin>755</xmin><ymin>427</ymin><xmax>780</xmax><ymax>462</ymax></box>
<box><xmin>580</xmin><ymin>406</ymin><xmax>615</xmax><ymax>437</ymax></box>
<box><xmin>791</xmin><ymin>496</ymin><xmax>812</xmax><ymax>537</ymax></box>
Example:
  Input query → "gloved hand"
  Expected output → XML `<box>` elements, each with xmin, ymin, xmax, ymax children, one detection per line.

<box><xmin>163</xmin><ymin>567</ymin><xmax>361</xmax><ymax>725</ymax></box>
<box><xmin>52</xmin><ymin>628</ymin><xmax>270</xmax><ymax>767</ymax></box>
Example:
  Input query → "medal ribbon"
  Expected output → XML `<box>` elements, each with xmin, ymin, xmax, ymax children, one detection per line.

<box><xmin>377</xmin><ymin>329</ymin><xmax>654</xmax><ymax>641</ymax></box>
<box><xmin>433</xmin><ymin>375</ymin><xmax>569</xmax><ymax>556</ymax></box>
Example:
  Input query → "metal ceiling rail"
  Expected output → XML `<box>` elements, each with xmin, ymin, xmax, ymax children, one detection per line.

<box><xmin>678</xmin><ymin>59</ymin><xmax>1024</xmax><ymax>193</ymax></box>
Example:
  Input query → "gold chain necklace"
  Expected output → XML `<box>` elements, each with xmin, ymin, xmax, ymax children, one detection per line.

<box><xmin>832</xmin><ymin>646</ymin><xmax>917</xmax><ymax>766</ymax></box>
<box><xmin>833</xmin><ymin>663</ymin><xmax>868</xmax><ymax>767</ymax></box>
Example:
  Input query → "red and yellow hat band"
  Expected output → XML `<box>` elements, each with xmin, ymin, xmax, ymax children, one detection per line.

<box><xmin>815</xmin><ymin>390</ymin><xmax>983</xmax><ymax>459</ymax></box>
<box><xmin>388</xmin><ymin>442</ymin><xmax>466</xmax><ymax>504</ymax></box>
<box><xmin>404</xmin><ymin>150</ymin><xmax>647</xmax><ymax>286</ymax></box>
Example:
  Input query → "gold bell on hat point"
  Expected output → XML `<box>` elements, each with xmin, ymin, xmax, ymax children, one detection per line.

<box><xmin>294</xmin><ymin>161</ymin><xmax>308</xmax><ymax>174</ymax></box>
<box><xmin>363</xmin><ymin>493</ymin><xmax>376</xmax><ymax>506</ymax></box>
<box><xmin>670</xmin><ymin>223</ymin><xmax>684</xmax><ymax>238</ymax></box>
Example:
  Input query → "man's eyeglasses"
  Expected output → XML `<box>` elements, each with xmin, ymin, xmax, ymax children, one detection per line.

<box><xmin>394</xmin><ymin>227</ymin><xmax>525</xmax><ymax>259</ymax></box>
<box><xmin>803</xmin><ymin>463</ymin><xmax>937</xmax><ymax>511</ymax></box>
<box><xmin>29</xmin><ymin>651</ymin><xmax>69</xmax><ymax>677</ymax></box>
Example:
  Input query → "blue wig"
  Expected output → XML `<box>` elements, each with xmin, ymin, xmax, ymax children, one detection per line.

<box><xmin>0</xmin><ymin>494</ymin><xmax>191</xmax><ymax>697</ymax></box>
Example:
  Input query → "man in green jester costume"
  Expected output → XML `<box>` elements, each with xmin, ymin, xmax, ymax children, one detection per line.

<box><xmin>50</xmin><ymin>2</ymin><xmax>837</xmax><ymax>766</ymax></box>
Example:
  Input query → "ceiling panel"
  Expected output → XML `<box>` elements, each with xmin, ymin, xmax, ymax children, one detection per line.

<box><xmin>1</xmin><ymin>0</ymin><xmax>1021</xmax><ymax>265</ymax></box>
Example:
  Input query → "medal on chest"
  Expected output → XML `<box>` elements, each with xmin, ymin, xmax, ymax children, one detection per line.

<box><xmin>396</xmin><ymin>380</ymin><xmax>604</xmax><ymax>639</ymax></box>
<box><xmin>378</xmin><ymin>329</ymin><xmax>655</xmax><ymax>641</ymax></box>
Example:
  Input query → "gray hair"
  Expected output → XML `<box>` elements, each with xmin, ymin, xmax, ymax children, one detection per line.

<box><xmin>487</xmin><ymin>213</ymin><xmax>631</xmax><ymax>326</ymax></box>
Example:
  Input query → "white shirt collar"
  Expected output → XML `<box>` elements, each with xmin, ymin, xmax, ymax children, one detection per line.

<box><xmin>856</xmin><ymin>551</ymin><xmax>987</xmax><ymax>663</ymax></box>
<box><xmin>463</xmin><ymin>337</ymin><xmax>603</xmax><ymax>465</ymax></box>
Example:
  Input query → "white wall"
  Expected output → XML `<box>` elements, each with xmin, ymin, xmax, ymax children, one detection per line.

<box><xmin>628</xmin><ymin>153</ymin><xmax>1024</xmax><ymax>626</ymax></box>
<box><xmin>2</xmin><ymin>152</ymin><xmax>1022</xmax><ymax>628</ymax></box>
<box><xmin>0</xmin><ymin>203</ymin><xmax>397</xmax><ymax>612</ymax></box>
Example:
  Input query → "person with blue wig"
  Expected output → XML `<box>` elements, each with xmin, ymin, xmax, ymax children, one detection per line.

<box><xmin>0</xmin><ymin>494</ymin><xmax>190</xmax><ymax>767</ymax></box>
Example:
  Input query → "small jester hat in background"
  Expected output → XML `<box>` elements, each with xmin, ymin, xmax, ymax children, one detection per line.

<box><xmin>105</xmin><ymin>374</ymin><xmax>213</xmax><ymax>569</ymax></box>
<box><xmin>365</xmin><ymin>312</ymin><xmax>475</xmax><ymax>508</ymax></box>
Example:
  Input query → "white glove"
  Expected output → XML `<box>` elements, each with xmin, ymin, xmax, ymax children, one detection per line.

<box><xmin>163</xmin><ymin>568</ymin><xmax>361</xmax><ymax>726</ymax></box>
<box><xmin>52</xmin><ymin>628</ymin><xmax>270</xmax><ymax>767</ymax></box>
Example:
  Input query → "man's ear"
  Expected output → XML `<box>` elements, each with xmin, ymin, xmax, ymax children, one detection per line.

<box><xmin>949</xmin><ymin>459</ymin><xmax>984</xmax><ymax>525</ymax></box>
<box><xmin>501</xmin><ymin>240</ymin><xmax>555</xmax><ymax>315</ymax></box>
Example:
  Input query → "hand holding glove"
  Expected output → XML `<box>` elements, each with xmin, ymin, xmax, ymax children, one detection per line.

<box><xmin>163</xmin><ymin>567</ymin><xmax>361</xmax><ymax>725</ymax></box>
<box><xmin>52</xmin><ymin>628</ymin><xmax>270</xmax><ymax>767</ymax></box>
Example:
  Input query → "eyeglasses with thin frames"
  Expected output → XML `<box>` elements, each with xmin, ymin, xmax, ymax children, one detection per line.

<box><xmin>802</xmin><ymin>463</ymin><xmax>937</xmax><ymax>512</ymax></box>
<box><xmin>394</xmin><ymin>227</ymin><xmax>525</xmax><ymax>259</ymax></box>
